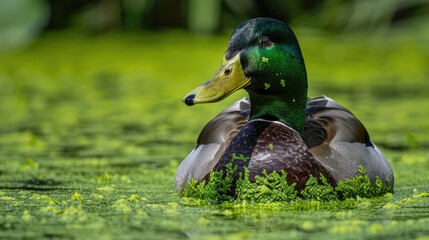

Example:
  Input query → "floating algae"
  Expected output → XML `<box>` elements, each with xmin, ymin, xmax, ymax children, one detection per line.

<box><xmin>181</xmin><ymin>165</ymin><xmax>392</xmax><ymax>204</ymax></box>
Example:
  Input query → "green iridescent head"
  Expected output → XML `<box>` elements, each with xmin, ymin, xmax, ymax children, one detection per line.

<box><xmin>183</xmin><ymin>18</ymin><xmax>308</xmax><ymax>132</ymax></box>
<box><xmin>225</xmin><ymin>18</ymin><xmax>307</xmax><ymax>97</ymax></box>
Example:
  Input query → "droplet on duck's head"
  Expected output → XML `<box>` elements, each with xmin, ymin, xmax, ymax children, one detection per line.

<box><xmin>264</xmin><ymin>83</ymin><xmax>271</xmax><ymax>90</ymax></box>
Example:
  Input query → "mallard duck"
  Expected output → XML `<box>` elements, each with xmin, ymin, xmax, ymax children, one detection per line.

<box><xmin>176</xmin><ymin>18</ymin><xmax>394</xmax><ymax>192</ymax></box>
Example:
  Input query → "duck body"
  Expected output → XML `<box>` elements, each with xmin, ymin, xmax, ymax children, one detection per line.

<box><xmin>176</xmin><ymin>18</ymin><xmax>394</xmax><ymax>193</ymax></box>
<box><xmin>176</xmin><ymin>97</ymin><xmax>393</xmax><ymax>191</ymax></box>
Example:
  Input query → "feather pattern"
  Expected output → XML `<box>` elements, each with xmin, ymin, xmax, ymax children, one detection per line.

<box><xmin>305</xmin><ymin>96</ymin><xmax>394</xmax><ymax>188</ymax></box>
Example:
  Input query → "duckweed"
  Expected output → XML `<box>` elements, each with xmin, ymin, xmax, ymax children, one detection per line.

<box><xmin>264</xmin><ymin>82</ymin><xmax>271</xmax><ymax>89</ymax></box>
<box><xmin>231</xmin><ymin>153</ymin><xmax>250</xmax><ymax>162</ymax></box>
<box><xmin>70</xmin><ymin>192</ymin><xmax>84</xmax><ymax>202</ymax></box>
<box><xmin>181</xmin><ymin>165</ymin><xmax>391</xmax><ymax>203</ymax></box>
<box><xmin>0</xmin><ymin>31</ymin><xmax>428</xmax><ymax>239</ymax></box>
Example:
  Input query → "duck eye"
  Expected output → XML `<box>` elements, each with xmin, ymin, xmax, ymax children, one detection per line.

<box><xmin>224</xmin><ymin>69</ymin><xmax>232</xmax><ymax>76</ymax></box>
<box><xmin>260</xmin><ymin>36</ymin><xmax>272</xmax><ymax>47</ymax></box>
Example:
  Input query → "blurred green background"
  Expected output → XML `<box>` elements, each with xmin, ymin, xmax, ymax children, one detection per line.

<box><xmin>1</xmin><ymin>0</ymin><xmax>429</xmax><ymax>51</ymax></box>
<box><xmin>1</xmin><ymin>0</ymin><xmax>429</xmax><ymax>239</ymax></box>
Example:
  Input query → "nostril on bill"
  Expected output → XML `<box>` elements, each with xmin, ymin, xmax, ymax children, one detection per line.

<box><xmin>184</xmin><ymin>94</ymin><xmax>195</xmax><ymax>106</ymax></box>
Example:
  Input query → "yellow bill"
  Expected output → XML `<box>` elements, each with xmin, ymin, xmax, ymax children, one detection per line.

<box><xmin>183</xmin><ymin>53</ymin><xmax>250</xmax><ymax>106</ymax></box>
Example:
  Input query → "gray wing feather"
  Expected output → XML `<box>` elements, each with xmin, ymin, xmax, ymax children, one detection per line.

<box><xmin>175</xmin><ymin>98</ymin><xmax>250</xmax><ymax>191</ymax></box>
<box><xmin>306</xmin><ymin>96</ymin><xmax>394</xmax><ymax>189</ymax></box>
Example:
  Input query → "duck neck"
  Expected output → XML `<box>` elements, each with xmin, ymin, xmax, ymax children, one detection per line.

<box><xmin>247</xmin><ymin>92</ymin><xmax>307</xmax><ymax>135</ymax></box>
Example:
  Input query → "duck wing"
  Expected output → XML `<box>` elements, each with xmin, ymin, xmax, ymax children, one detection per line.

<box><xmin>304</xmin><ymin>96</ymin><xmax>394</xmax><ymax>189</ymax></box>
<box><xmin>175</xmin><ymin>98</ymin><xmax>250</xmax><ymax>190</ymax></box>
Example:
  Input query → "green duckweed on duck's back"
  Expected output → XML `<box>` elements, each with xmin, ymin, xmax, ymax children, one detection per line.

<box><xmin>176</xmin><ymin>18</ymin><xmax>394</xmax><ymax>202</ymax></box>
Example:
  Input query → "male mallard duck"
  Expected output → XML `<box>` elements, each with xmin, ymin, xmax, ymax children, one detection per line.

<box><xmin>176</xmin><ymin>18</ymin><xmax>394</xmax><ymax>192</ymax></box>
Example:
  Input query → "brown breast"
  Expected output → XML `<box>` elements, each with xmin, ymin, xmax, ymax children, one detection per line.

<box><xmin>211</xmin><ymin>119</ymin><xmax>336</xmax><ymax>193</ymax></box>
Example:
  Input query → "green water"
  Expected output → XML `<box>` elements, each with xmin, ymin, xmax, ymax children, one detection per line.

<box><xmin>0</xmin><ymin>30</ymin><xmax>428</xmax><ymax>239</ymax></box>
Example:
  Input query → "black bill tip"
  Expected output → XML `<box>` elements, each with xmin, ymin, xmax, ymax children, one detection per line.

<box><xmin>184</xmin><ymin>94</ymin><xmax>195</xmax><ymax>106</ymax></box>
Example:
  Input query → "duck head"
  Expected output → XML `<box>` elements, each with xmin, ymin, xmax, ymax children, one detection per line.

<box><xmin>183</xmin><ymin>18</ymin><xmax>308</xmax><ymax>133</ymax></box>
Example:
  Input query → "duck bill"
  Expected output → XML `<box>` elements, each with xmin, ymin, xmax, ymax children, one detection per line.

<box><xmin>183</xmin><ymin>53</ymin><xmax>250</xmax><ymax>106</ymax></box>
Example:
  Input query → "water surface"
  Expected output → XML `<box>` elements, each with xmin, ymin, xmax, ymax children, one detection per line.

<box><xmin>0</xmin><ymin>31</ymin><xmax>428</xmax><ymax>239</ymax></box>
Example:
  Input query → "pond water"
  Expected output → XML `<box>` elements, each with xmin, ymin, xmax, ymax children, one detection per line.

<box><xmin>0</xmin><ymin>30</ymin><xmax>428</xmax><ymax>239</ymax></box>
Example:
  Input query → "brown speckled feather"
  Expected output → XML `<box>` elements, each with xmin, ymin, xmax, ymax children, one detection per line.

<box><xmin>212</xmin><ymin>119</ymin><xmax>336</xmax><ymax>191</ymax></box>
